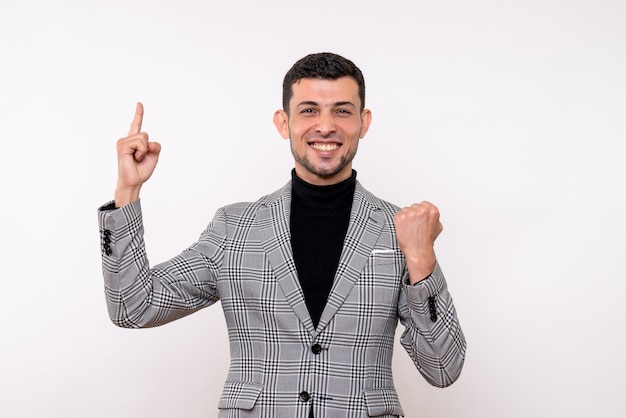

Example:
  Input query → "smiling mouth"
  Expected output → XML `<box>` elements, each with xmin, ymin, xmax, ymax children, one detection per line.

<box><xmin>310</xmin><ymin>143</ymin><xmax>340</xmax><ymax>151</ymax></box>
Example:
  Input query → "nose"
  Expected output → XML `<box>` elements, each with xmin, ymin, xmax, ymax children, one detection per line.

<box><xmin>316</xmin><ymin>111</ymin><xmax>336</xmax><ymax>137</ymax></box>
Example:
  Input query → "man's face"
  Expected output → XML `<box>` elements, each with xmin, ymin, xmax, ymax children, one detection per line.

<box><xmin>273</xmin><ymin>77</ymin><xmax>372</xmax><ymax>186</ymax></box>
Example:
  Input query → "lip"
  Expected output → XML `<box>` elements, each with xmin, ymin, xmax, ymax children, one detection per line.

<box><xmin>308</xmin><ymin>141</ymin><xmax>342</xmax><ymax>154</ymax></box>
<box><xmin>309</xmin><ymin>141</ymin><xmax>342</xmax><ymax>157</ymax></box>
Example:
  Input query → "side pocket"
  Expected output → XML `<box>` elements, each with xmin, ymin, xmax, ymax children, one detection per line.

<box><xmin>218</xmin><ymin>381</ymin><xmax>263</xmax><ymax>410</ymax></box>
<box><xmin>362</xmin><ymin>387</ymin><xmax>404</xmax><ymax>417</ymax></box>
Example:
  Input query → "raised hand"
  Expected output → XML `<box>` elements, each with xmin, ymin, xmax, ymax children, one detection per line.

<box><xmin>394</xmin><ymin>201</ymin><xmax>443</xmax><ymax>284</ymax></box>
<box><xmin>114</xmin><ymin>102</ymin><xmax>161</xmax><ymax>207</ymax></box>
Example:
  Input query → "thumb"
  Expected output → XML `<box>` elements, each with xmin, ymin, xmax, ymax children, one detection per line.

<box><xmin>147</xmin><ymin>141</ymin><xmax>161</xmax><ymax>156</ymax></box>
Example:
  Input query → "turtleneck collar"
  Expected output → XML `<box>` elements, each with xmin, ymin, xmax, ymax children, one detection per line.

<box><xmin>291</xmin><ymin>169</ymin><xmax>357</xmax><ymax>210</ymax></box>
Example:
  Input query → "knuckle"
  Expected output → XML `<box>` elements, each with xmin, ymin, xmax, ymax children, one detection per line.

<box><xmin>116</xmin><ymin>138</ymin><xmax>127</xmax><ymax>150</ymax></box>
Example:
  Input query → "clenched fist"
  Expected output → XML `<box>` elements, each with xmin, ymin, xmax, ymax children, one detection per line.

<box><xmin>394</xmin><ymin>201</ymin><xmax>443</xmax><ymax>284</ymax></box>
<box><xmin>114</xmin><ymin>102</ymin><xmax>161</xmax><ymax>207</ymax></box>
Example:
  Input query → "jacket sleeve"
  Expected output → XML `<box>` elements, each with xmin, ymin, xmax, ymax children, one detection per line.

<box><xmin>397</xmin><ymin>262</ymin><xmax>467</xmax><ymax>387</ymax></box>
<box><xmin>98</xmin><ymin>200</ymin><xmax>225</xmax><ymax>328</ymax></box>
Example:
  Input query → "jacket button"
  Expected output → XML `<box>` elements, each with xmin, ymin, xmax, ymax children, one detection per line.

<box><xmin>311</xmin><ymin>344</ymin><xmax>322</xmax><ymax>354</ymax></box>
<box><xmin>299</xmin><ymin>391</ymin><xmax>311</xmax><ymax>402</ymax></box>
<box><xmin>428</xmin><ymin>296</ymin><xmax>438</xmax><ymax>322</ymax></box>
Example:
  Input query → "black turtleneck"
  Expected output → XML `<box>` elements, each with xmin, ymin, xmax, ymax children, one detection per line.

<box><xmin>290</xmin><ymin>170</ymin><xmax>356</xmax><ymax>328</ymax></box>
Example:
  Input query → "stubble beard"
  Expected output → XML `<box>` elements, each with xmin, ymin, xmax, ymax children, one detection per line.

<box><xmin>290</xmin><ymin>140</ymin><xmax>358</xmax><ymax>179</ymax></box>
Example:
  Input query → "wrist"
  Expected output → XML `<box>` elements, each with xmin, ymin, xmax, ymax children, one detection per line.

<box><xmin>114</xmin><ymin>185</ymin><xmax>141</xmax><ymax>208</ymax></box>
<box><xmin>404</xmin><ymin>250</ymin><xmax>436</xmax><ymax>285</ymax></box>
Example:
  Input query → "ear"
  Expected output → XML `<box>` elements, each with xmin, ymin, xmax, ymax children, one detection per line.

<box><xmin>273</xmin><ymin>110</ymin><xmax>290</xmax><ymax>139</ymax></box>
<box><xmin>359</xmin><ymin>109</ymin><xmax>372</xmax><ymax>138</ymax></box>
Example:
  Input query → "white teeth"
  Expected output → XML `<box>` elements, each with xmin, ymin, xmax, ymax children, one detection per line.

<box><xmin>311</xmin><ymin>143</ymin><xmax>339</xmax><ymax>151</ymax></box>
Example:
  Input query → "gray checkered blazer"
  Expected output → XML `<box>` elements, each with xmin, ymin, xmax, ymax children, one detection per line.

<box><xmin>98</xmin><ymin>181</ymin><xmax>466</xmax><ymax>417</ymax></box>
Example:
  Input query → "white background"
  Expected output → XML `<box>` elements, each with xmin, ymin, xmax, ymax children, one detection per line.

<box><xmin>1</xmin><ymin>0</ymin><xmax>625</xmax><ymax>417</ymax></box>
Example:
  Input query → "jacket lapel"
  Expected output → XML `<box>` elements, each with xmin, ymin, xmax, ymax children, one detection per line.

<box><xmin>256</xmin><ymin>181</ymin><xmax>387</xmax><ymax>337</ymax></box>
<box><xmin>256</xmin><ymin>182</ymin><xmax>316</xmax><ymax>334</ymax></box>
<box><xmin>316</xmin><ymin>183</ymin><xmax>386</xmax><ymax>335</ymax></box>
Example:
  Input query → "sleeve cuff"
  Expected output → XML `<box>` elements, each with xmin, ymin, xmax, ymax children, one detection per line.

<box><xmin>404</xmin><ymin>262</ymin><xmax>446</xmax><ymax>300</ymax></box>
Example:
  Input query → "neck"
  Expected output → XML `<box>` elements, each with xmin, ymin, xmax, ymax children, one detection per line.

<box><xmin>291</xmin><ymin>169</ymin><xmax>356</xmax><ymax>209</ymax></box>
<box><xmin>293</xmin><ymin>165</ymin><xmax>353</xmax><ymax>186</ymax></box>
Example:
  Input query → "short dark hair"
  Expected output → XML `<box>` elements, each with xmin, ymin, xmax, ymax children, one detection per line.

<box><xmin>282</xmin><ymin>52</ymin><xmax>365</xmax><ymax>114</ymax></box>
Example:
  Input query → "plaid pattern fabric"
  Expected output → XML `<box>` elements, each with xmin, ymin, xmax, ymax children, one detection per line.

<box><xmin>99</xmin><ymin>181</ymin><xmax>466</xmax><ymax>417</ymax></box>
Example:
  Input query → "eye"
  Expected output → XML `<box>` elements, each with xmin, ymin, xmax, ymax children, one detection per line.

<box><xmin>300</xmin><ymin>108</ymin><xmax>316</xmax><ymax>115</ymax></box>
<box><xmin>336</xmin><ymin>108</ymin><xmax>352</xmax><ymax>115</ymax></box>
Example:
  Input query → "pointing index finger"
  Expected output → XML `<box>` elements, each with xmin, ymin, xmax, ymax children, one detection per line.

<box><xmin>128</xmin><ymin>102</ymin><xmax>144</xmax><ymax>136</ymax></box>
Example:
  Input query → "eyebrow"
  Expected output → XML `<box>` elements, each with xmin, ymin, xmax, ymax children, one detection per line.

<box><xmin>296</xmin><ymin>101</ymin><xmax>357</xmax><ymax>109</ymax></box>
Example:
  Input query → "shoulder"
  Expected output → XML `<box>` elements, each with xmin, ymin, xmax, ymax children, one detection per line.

<box><xmin>218</xmin><ymin>181</ymin><xmax>291</xmax><ymax>219</ymax></box>
<box><xmin>198</xmin><ymin>182</ymin><xmax>290</xmax><ymax>241</ymax></box>
<box><xmin>355</xmin><ymin>181</ymin><xmax>401</xmax><ymax>217</ymax></box>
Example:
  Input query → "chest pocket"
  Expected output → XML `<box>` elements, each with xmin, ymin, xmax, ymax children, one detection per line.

<box><xmin>369</xmin><ymin>249</ymin><xmax>403</xmax><ymax>267</ymax></box>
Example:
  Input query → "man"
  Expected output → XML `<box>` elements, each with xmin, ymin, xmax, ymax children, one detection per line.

<box><xmin>98</xmin><ymin>52</ymin><xmax>466</xmax><ymax>417</ymax></box>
